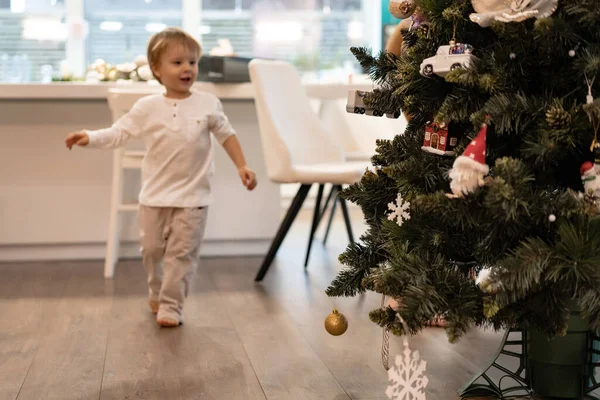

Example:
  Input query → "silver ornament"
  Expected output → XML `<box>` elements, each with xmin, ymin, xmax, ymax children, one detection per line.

<box><xmin>470</xmin><ymin>0</ymin><xmax>558</xmax><ymax>27</ymax></box>
<box><xmin>389</xmin><ymin>0</ymin><xmax>416</xmax><ymax>20</ymax></box>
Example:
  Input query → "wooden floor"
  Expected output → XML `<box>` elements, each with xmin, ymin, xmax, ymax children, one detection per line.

<box><xmin>0</xmin><ymin>208</ymin><xmax>507</xmax><ymax>400</ymax></box>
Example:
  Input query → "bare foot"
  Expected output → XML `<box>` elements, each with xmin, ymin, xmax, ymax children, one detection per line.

<box><xmin>157</xmin><ymin>317</ymin><xmax>180</xmax><ymax>327</ymax></box>
<box><xmin>149</xmin><ymin>300</ymin><xmax>159</xmax><ymax>315</ymax></box>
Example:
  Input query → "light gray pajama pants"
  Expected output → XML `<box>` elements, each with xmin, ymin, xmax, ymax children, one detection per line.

<box><xmin>138</xmin><ymin>205</ymin><xmax>208</xmax><ymax>323</ymax></box>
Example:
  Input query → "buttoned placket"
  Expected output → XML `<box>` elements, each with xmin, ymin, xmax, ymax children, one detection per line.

<box><xmin>171</xmin><ymin>101</ymin><xmax>181</xmax><ymax>131</ymax></box>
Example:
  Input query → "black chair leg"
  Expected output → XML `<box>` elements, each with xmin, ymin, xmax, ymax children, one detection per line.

<box><xmin>323</xmin><ymin>186</ymin><xmax>339</xmax><ymax>245</ymax></box>
<box><xmin>319</xmin><ymin>184</ymin><xmax>336</xmax><ymax>223</ymax></box>
<box><xmin>255</xmin><ymin>184</ymin><xmax>312</xmax><ymax>281</ymax></box>
<box><xmin>304</xmin><ymin>184</ymin><xmax>324</xmax><ymax>268</ymax></box>
<box><xmin>337</xmin><ymin>185</ymin><xmax>355</xmax><ymax>244</ymax></box>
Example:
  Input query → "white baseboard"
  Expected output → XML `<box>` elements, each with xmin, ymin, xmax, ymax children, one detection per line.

<box><xmin>0</xmin><ymin>239</ymin><xmax>270</xmax><ymax>263</ymax></box>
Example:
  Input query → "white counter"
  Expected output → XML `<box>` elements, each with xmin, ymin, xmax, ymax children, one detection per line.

<box><xmin>0</xmin><ymin>81</ymin><xmax>373</xmax><ymax>263</ymax></box>
<box><xmin>0</xmin><ymin>82</ymin><xmax>256</xmax><ymax>100</ymax></box>
<box><xmin>0</xmin><ymin>81</ymin><xmax>373</xmax><ymax>100</ymax></box>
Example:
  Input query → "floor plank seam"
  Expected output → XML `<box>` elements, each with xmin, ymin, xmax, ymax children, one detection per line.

<box><xmin>206</xmin><ymin>269</ymin><xmax>269</xmax><ymax>400</ymax></box>
<box><xmin>13</xmin><ymin>347</ymin><xmax>38</xmax><ymax>400</ymax></box>
<box><xmin>97</xmin><ymin>297</ymin><xmax>114</xmax><ymax>400</ymax></box>
<box><xmin>13</xmin><ymin>306</ymin><xmax>42</xmax><ymax>400</ymax></box>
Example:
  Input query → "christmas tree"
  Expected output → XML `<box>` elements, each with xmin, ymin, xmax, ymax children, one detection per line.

<box><xmin>326</xmin><ymin>0</ymin><xmax>600</xmax><ymax>344</ymax></box>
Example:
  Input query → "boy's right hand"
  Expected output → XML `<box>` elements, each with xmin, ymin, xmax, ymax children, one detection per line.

<box><xmin>65</xmin><ymin>131</ymin><xmax>89</xmax><ymax>150</ymax></box>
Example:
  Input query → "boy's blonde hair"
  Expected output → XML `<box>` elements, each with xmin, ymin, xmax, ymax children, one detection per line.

<box><xmin>147</xmin><ymin>27</ymin><xmax>202</xmax><ymax>83</ymax></box>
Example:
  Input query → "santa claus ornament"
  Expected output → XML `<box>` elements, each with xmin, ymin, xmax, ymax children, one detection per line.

<box><xmin>580</xmin><ymin>74</ymin><xmax>600</xmax><ymax>211</ymax></box>
<box><xmin>581</xmin><ymin>161</ymin><xmax>600</xmax><ymax>211</ymax></box>
<box><xmin>447</xmin><ymin>120</ymin><xmax>490</xmax><ymax>198</ymax></box>
<box><xmin>470</xmin><ymin>0</ymin><xmax>558</xmax><ymax>27</ymax></box>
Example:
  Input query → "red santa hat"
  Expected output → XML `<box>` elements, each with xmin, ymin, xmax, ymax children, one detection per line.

<box><xmin>452</xmin><ymin>120</ymin><xmax>489</xmax><ymax>175</ymax></box>
<box><xmin>581</xmin><ymin>161</ymin><xmax>594</xmax><ymax>176</ymax></box>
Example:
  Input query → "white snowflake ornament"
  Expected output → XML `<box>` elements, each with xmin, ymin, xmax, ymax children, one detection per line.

<box><xmin>388</xmin><ymin>193</ymin><xmax>411</xmax><ymax>226</ymax></box>
<box><xmin>385</xmin><ymin>341</ymin><xmax>428</xmax><ymax>400</ymax></box>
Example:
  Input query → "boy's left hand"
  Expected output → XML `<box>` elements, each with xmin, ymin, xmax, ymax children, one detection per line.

<box><xmin>238</xmin><ymin>166</ymin><xmax>257</xmax><ymax>191</ymax></box>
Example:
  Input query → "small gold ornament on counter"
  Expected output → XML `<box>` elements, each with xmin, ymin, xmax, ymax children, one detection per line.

<box><xmin>325</xmin><ymin>308</ymin><xmax>348</xmax><ymax>336</ymax></box>
<box><xmin>107</xmin><ymin>68</ymin><xmax>118</xmax><ymax>81</ymax></box>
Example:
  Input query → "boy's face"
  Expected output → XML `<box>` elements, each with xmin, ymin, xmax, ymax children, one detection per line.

<box><xmin>152</xmin><ymin>43</ymin><xmax>199</xmax><ymax>95</ymax></box>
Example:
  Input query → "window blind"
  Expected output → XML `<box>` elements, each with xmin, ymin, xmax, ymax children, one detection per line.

<box><xmin>86</xmin><ymin>17</ymin><xmax>183</xmax><ymax>66</ymax></box>
<box><xmin>0</xmin><ymin>12</ymin><xmax>66</xmax><ymax>82</ymax></box>
<box><xmin>199</xmin><ymin>17</ymin><xmax>253</xmax><ymax>58</ymax></box>
<box><xmin>200</xmin><ymin>12</ymin><xmax>360</xmax><ymax>71</ymax></box>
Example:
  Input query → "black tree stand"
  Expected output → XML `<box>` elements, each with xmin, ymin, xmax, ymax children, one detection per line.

<box><xmin>459</xmin><ymin>316</ymin><xmax>600</xmax><ymax>399</ymax></box>
<box><xmin>459</xmin><ymin>329</ymin><xmax>532</xmax><ymax>399</ymax></box>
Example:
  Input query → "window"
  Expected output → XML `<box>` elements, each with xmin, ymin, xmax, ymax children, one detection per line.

<box><xmin>319</xmin><ymin>0</ymin><xmax>361</xmax><ymax>11</ymax></box>
<box><xmin>201</xmin><ymin>0</ymin><xmax>361</xmax><ymax>11</ymax></box>
<box><xmin>84</xmin><ymin>0</ymin><xmax>183</xmax><ymax>66</ymax></box>
<box><xmin>0</xmin><ymin>0</ymin><xmax>67</xmax><ymax>82</ymax></box>
<box><xmin>0</xmin><ymin>0</ymin><xmax>378</xmax><ymax>82</ymax></box>
<box><xmin>199</xmin><ymin>0</ymin><xmax>369</xmax><ymax>80</ymax></box>
<box><xmin>202</xmin><ymin>0</ymin><xmax>238</xmax><ymax>10</ymax></box>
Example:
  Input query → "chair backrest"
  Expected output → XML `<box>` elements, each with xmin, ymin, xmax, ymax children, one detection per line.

<box><xmin>321</xmin><ymin>99</ymin><xmax>408</xmax><ymax>156</ymax></box>
<box><xmin>248</xmin><ymin>58</ymin><xmax>345</xmax><ymax>183</ymax></box>
<box><xmin>107</xmin><ymin>87</ymin><xmax>164</xmax><ymax>122</ymax></box>
<box><xmin>107</xmin><ymin>87</ymin><xmax>163</xmax><ymax>153</ymax></box>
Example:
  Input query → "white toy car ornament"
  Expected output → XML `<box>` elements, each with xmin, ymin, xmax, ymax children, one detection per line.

<box><xmin>420</xmin><ymin>41</ymin><xmax>477</xmax><ymax>78</ymax></box>
<box><xmin>346</xmin><ymin>89</ymin><xmax>401</xmax><ymax>119</ymax></box>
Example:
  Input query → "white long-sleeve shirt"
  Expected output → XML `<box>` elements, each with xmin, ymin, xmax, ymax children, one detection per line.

<box><xmin>86</xmin><ymin>90</ymin><xmax>236</xmax><ymax>208</ymax></box>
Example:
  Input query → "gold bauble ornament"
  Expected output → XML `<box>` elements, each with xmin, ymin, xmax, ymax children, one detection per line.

<box><xmin>324</xmin><ymin>308</ymin><xmax>348</xmax><ymax>336</ymax></box>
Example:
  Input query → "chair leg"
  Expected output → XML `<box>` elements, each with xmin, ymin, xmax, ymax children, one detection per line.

<box><xmin>304</xmin><ymin>184</ymin><xmax>324</xmax><ymax>268</ymax></box>
<box><xmin>104</xmin><ymin>150</ymin><xmax>123</xmax><ymax>279</ymax></box>
<box><xmin>104</xmin><ymin>208</ymin><xmax>120</xmax><ymax>279</ymax></box>
<box><xmin>319</xmin><ymin>184</ymin><xmax>336</xmax><ymax>222</ymax></box>
<box><xmin>322</xmin><ymin>186</ymin><xmax>338</xmax><ymax>245</ymax></box>
<box><xmin>255</xmin><ymin>184</ymin><xmax>312</xmax><ymax>281</ymax></box>
<box><xmin>337</xmin><ymin>185</ymin><xmax>355</xmax><ymax>244</ymax></box>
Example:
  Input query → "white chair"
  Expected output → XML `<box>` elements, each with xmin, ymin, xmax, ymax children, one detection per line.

<box><xmin>319</xmin><ymin>98</ymin><xmax>407</xmax><ymax>160</ymax></box>
<box><xmin>249</xmin><ymin>58</ymin><xmax>368</xmax><ymax>281</ymax></box>
<box><xmin>104</xmin><ymin>88</ymin><xmax>160</xmax><ymax>279</ymax></box>
<box><xmin>317</xmin><ymin>98</ymin><xmax>408</xmax><ymax>244</ymax></box>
